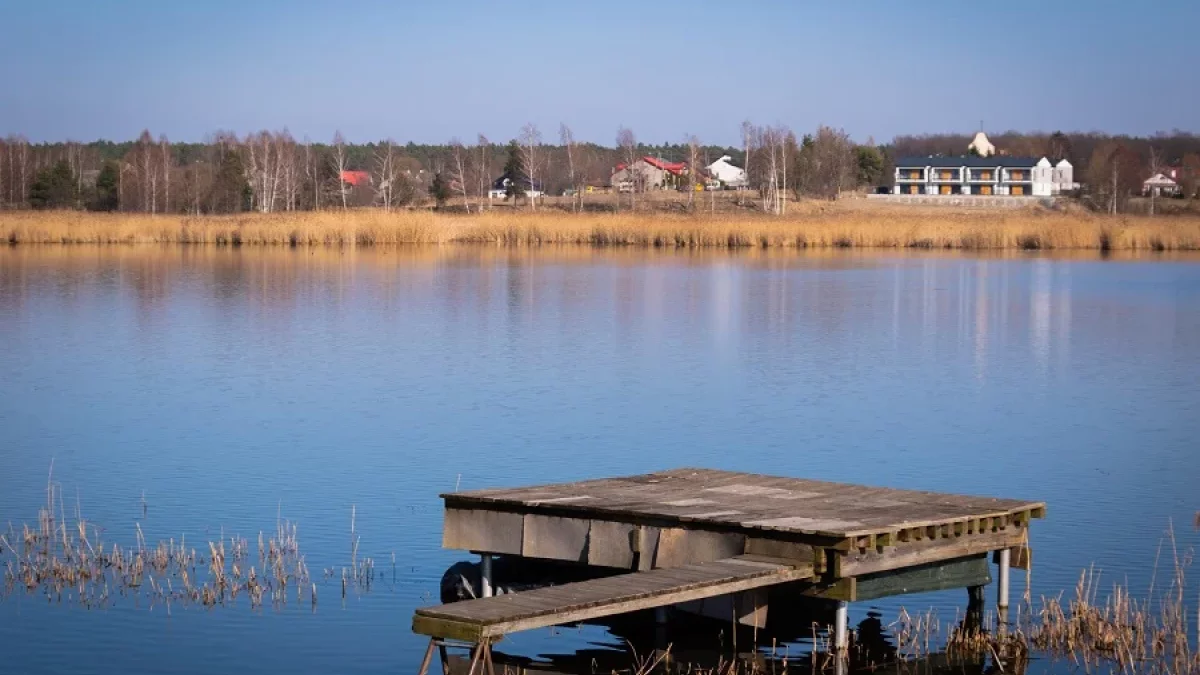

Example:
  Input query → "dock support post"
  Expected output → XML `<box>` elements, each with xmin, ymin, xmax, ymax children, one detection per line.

<box><xmin>996</xmin><ymin>548</ymin><xmax>1010</xmax><ymax>611</ymax></box>
<box><xmin>480</xmin><ymin>554</ymin><xmax>493</xmax><ymax>598</ymax></box>
<box><xmin>834</xmin><ymin>601</ymin><xmax>849</xmax><ymax>652</ymax></box>
<box><xmin>966</xmin><ymin>585</ymin><xmax>985</xmax><ymax>632</ymax></box>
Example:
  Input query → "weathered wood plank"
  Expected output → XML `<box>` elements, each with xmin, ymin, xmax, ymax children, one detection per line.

<box><xmin>835</xmin><ymin>528</ymin><xmax>1027</xmax><ymax>577</ymax></box>
<box><xmin>652</xmin><ymin>528</ymin><xmax>746</xmax><ymax>569</ymax></box>
<box><xmin>522</xmin><ymin>514</ymin><xmax>589</xmax><ymax>562</ymax></box>
<box><xmin>444</xmin><ymin>508</ymin><xmax>523</xmax><ymax>555</ymax></box>
<box><xmin>413</xmin><ymin>555</ymin><xmax>813</xmax><ymax>640</ymax></box>
<box><xmin>586</xmin><ymin>520</ymin><xmax>636</xmax><ymax>568</ymax></box>
<box><xmin>442</xmin><ymin>469</ymin><xmax>1044</xmax><ymax>542</ymax></box>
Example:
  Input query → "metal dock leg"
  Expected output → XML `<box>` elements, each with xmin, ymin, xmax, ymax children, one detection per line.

<box><xmin>997</xmin><ymin>548</ymin><xmax>1010</xmax><ymax>610</ymax></box>
<box><xmin>417</xmin><ymin>639</ymin><xmax>436</xmax><ymax>675</ymax></box>
<box><xmin>834</xmin><ymin>601</ymin><xmax>849</xmax><ymax>652</ymax></box>
<box><xmin>480</xmin><ymin>554</ymin><xmax>493</xmax><ymax>598</ymax></box>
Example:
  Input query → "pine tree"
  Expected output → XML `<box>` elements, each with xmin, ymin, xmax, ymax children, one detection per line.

<box><xmin>90</xmin><ymin>161</ymin><xmax>120</xmax><ymax>211</ymax></box>
<box><xmin>429</xmin><ymin>172</ymin><xmax>451</xmax><ymax>207</ymax></box>
<box><xmin>503</xmin><ymin>140</ymin><xmax>526</xmax><ymax>201</ymax></box>
<box><xmin>208</xmin><ymin>150</ymin><xmax>249</xmax><ymax>213</ymax></box>
<box><xmin>29</xmin><ymin>161</ymin><xmax>77</xmax><ymax>209</ymax></box>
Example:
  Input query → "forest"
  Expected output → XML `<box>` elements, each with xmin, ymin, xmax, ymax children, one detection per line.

<box><xmin>2</xmin><ymin>125</ymin><xmax>1198</xmax><ymax>215</ymax></box>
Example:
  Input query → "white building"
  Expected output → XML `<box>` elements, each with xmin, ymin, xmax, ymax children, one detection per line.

<box><xmin>1143</xmin><ymin>173</ymin><xmax>1180</xmax><ymax>197</ymax></box>
<box><xmin>894</xmin><ymin>155</ymin><xmax>1073</xmax><ymax>197</ymax></box>
<box><xmin>967</xmin><ymin>131</ymin><xmax>996</xmax><ymax>157</ymax></box>
<box><xmin>706</xmin><ymin>155</ymin><xmax>747</xmax><ymax>188</ymax></box>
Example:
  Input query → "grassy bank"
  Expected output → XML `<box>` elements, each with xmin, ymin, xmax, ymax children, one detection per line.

<box><xmin>4</xmin><ymin>204</ymin><xmax>1200</xmax><ymax>250</ymax></box>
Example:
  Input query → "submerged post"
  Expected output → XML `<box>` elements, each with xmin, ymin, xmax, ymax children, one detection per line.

<box><xmin>480</xmin><ymin>554</ymin><xmax>493</xmax><ymax>598</ymax></box>
<box><xmin>997</xmin><ymin>548</ymin><xmax>1010</xmax><ymax>611</ymax></box>
<box><xmin>834</xmin><ymin>601</ymin><xmax>849</xmax><ymax>652</ymax></box>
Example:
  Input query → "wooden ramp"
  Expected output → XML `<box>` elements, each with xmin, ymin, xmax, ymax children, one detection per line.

<box><xmin>413</xmin><ymin>555</ymin><xmax>813</xmax><ymax>642</ymax></box>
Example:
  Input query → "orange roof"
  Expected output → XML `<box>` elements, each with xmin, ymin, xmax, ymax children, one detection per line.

<box><xmin>341</xmin><ymin>170</ymin><xmax>371</xmax><ymax>186</ymax></box>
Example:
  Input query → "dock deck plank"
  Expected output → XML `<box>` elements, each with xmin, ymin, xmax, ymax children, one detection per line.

<box><xmin>444</xmin><ymin>468</ymin><xmax>1044</xmax><ymax>539</ymax></box>
<box><xmin>412</xmin><ymin>555</ymin><xmax>813</xmax><ymax>640</ymax></box>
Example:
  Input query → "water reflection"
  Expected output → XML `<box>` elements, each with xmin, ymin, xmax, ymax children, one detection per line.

<box><xmin>1</xmin><ymin>245</ymin><xmax>1198</xmax><ymax>675</ymax></box>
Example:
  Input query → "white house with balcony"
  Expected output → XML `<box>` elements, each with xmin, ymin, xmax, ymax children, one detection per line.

<box><xmin>894</xmin><ymin>155</ymin><xmax>1073</xmax><ymax>197</ymax></box>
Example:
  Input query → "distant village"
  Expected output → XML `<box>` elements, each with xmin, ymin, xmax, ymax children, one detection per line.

<box><xmin>1</xmin><ymin>126</ymin><xmax>1197</xmax><ymax>215</ymax></box>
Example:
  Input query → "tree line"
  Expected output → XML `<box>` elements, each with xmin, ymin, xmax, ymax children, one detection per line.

<box><xmin>1</xmin><ymin>126</ymin><xmax>1196</xmax><ymax>214</ymax></box>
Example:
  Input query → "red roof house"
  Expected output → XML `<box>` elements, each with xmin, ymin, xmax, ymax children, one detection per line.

<box><xmin>341</xmin><ymin>170</ymin><xmax>372</xmax><ymax>187</ymax></box>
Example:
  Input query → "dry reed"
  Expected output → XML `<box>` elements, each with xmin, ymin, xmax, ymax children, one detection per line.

<box><xmin>0</xmin><ymin>471</ymin><xmax>385</xmax><ymax>612</ymax></box>
<box><xmin>3</xmin><ymin>205</ymin><xmax>1200</xmax><ymax>250</ymax></box>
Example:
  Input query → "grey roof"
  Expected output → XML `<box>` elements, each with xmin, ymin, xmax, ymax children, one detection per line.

<box><xmin>896</xmin><ymin>155</ymin><xmax>1040</xmax><ymax>169</ymax></box>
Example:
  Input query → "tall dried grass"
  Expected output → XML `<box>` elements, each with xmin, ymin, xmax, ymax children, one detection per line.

<box><xmin>3</xmin><ymin>207</ymin><xmax>1200</xmax><ymax>250</ymax></box>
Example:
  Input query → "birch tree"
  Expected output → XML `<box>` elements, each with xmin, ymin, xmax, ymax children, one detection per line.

<box><xmin>449</xmin><ymin>138</ymin><xmax>471</xmax><ymax>212</ymax></box>
<box><xmin>1147</xmin><ymin>146</ymin><xmax>1165</xmax><ymax>216</ymax></box>
<box><xmin>373</xmin><ymin>140</ymin><xmax>402</xmax><ymax>212</ymax></box>
<box><xmin>476</xmin><ymin>134</ymin><xmax>491</xmax><ymax>210</ymax></box>
<box><xmin>616</xmin><ymin>126</ymin><xmax>637</xmax><ymax>211</ymax></box>
<box><xmin>331</xmin><ymin>131</ymin><xmax>349</xmax><ymax>210</ymax></box>
<box><xmin>302</xmin><ymin>139</ymin><xmax>321</xmax><ymax>211</ymax></box>
<box><xmin>560</xmin><ymin>123</ymin><xmax>580</xmax><ymax>212</ymax></box>
<box><xmin>741</xmin><ymin>120</ymin><xmax>755</xmax><ymax>206</ymax></box>
<box><xmin>159</xmin><ymin>135</ymin><xmax>172</xmax><ymax>213</ymax></box>
<box><xmin>685</xmin><ymin>134</ymin><xmax>701</xmax><ymax>211</ymax></box>
<box><xmin>519</xmin><ymin>123</ymin><xmax>542</xmax><ymax>210</ymax></box>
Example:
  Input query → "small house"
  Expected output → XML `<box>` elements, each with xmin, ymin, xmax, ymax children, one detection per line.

<box><xmin>611</xmin><ymin>156</ymin><xmax>688</xmax><ymax>192</ymax></box>
<box><xmin>488</xmin><ymin>175</ymin><xmax>544</xmax><ymax>200</ymax></box>
<box><xmin>706</xmin><ymin>155</ymin><xmax>747</xmax><ymax>188</ymax></box>
<box><xmin>1143</xmin><ymin>173</ymin><xmax>1180</xmax><ymax>197</ymax></box>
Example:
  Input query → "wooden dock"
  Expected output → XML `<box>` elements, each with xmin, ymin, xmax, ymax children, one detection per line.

<box><xmin>414</xmin><ymin>555</ymin><xmax>811</xmax><ymax>642</ymax></box>
<box><xmin>412</xmin><ymin>468</ymin><xmax>1044</xmax><ymax>674</ymax></box>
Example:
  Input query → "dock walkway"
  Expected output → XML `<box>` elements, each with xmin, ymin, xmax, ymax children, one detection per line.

<box><xmin>413</xmin><ymin>554</ymin><xmax>811</xmax><ymax>642</ymax></box>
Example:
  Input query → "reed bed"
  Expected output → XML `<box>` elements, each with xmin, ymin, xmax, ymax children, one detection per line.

<box><xmin>4</xmin><ymin>206</ymin><xmax>1200</xmax><ymax>250</ymax></box>
<box><xmin>0</xmin><ymin>469</ymin><xmax>380</xmax><ymax>612</ymax></box>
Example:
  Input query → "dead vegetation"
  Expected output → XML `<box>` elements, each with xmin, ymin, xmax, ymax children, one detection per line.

<box><xmin>3</xmin><ymin>204</ymin><xmax>1200</xmax><ymax>250</ymax></box>
<box><xmin>0</xmin><ymin>467</ymin><xmax>379</xmax><ymax>612</ymax></box>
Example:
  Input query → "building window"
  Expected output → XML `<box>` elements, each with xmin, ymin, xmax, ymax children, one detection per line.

<box><xmin>1012</xmin><ymin>185</ymin><xmax>1024</xmax><ymax>196</ymax></box>
<box><xmin>1010</xmin><ymin>170</ymin><xmax>1023</xmax><ymax>180</ymax></box>
<box><xmin>981</xmin><ymin>171</ymin><xmax>992</xmax><ymax>180</ymax></box>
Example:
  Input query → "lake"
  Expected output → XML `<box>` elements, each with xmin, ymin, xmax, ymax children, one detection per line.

<box><xmin>1</xmin><ymin>245</ymin><xmax>1198</xmax><ymax>675</ymax></box>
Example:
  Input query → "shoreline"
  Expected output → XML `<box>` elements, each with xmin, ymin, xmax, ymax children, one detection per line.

<box><xmin>4</xmin><ymin>206</ymin><xmax>1200</xmax><ymax>251</ymax></box>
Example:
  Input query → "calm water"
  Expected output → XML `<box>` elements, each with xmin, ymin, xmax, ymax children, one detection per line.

<box><xmin>1</xmin><ymin>245</ymin><xmax>1198</xmax><ymax>675</ymax></box>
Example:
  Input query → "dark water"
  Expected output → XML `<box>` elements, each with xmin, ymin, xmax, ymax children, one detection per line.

<box><xmin>1</xmin><ymin>246</ymin><xmax>1198</xmax><ymax>675</ymax></box>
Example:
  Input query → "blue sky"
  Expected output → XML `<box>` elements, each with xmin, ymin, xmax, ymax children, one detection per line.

<box><xmin>2</xmin><ymin>0</ymin><xmax>1197</xmax><ymax>145</ymax></box>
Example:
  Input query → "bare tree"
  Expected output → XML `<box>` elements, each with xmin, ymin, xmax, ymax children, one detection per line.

<box><xmin>13</xmin><ymin>135</ymin><xmax>30</xmax><ymax>207</ymax></box>
<box><xmin>685</xmin><ymin>134</ymin><xmax>701</xmax><ymax>211</ymax></box>
<box><xmin>519</xmin><ymin>123</ymin><xmax>542</xmax><ymax>211</ymax></box>
<box><xmin>277</xmin><ymin>130</ymin><xmax>299</xmax><ymax>211</ymax></box>
<box><xmin>65</xmin><ymin>140</ymin><xmax>85</xmax><ymax>198</ymax></box>
<box><xmin>331</xmin><ymin>131</ymin><xmax>349</xmax><ymax>210</ymax></box>
<box><xmin>373</xmin><ymin>139</ymin><xmax>401</xmax><ymax>212</ymax></box>
<box><xmin>302</xmin><ymin>139</ymin><xmax>321</xmax><ymax>211</ymax></box>
<box><xmin>1147</xmin><ymin>146</ymin><xmax>1166</xmax><ymax>216</ymax></box>
<box><xmin>616</xmin><ymin>126</ymin><xmax>637</xmax><ymax>211</ymax></box>
<box><xmin>159</xmin><ymin>135</ymin><xmax>172</xmax><ymax>213</ymax></box>
<box><xmin>475</xmin><ymin>134</ymin><xmax>491</xmax><ymax>210</ymax></box>
<box><xmin>450</xmin><ymin>138</ymin><xmax>471</xmax><ymax>212</ymax></box>
<box><xmin>129</xmin><ymin>130</ymin><xmax>158</xmax><ymax>213</ymax></box>
<box><xmin>741</xmin><ymin>120</ymin><xmax>755</xmax><ymax>206</ymax></box>
<box><xmin>245</xmin><ymin>131</ymin><xmax>287</xmax><ymax>213</ymax></box>
<box><xmin>561</xmin><ymin>123</ymin><xmax>581</xmax><ymax>212</ymax></box>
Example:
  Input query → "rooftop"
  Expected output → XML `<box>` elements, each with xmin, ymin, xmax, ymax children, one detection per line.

<box><xmin>896</xmin><ymin>156</ymin><xmax>1041</xmax><ymax>169</ymax></box>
